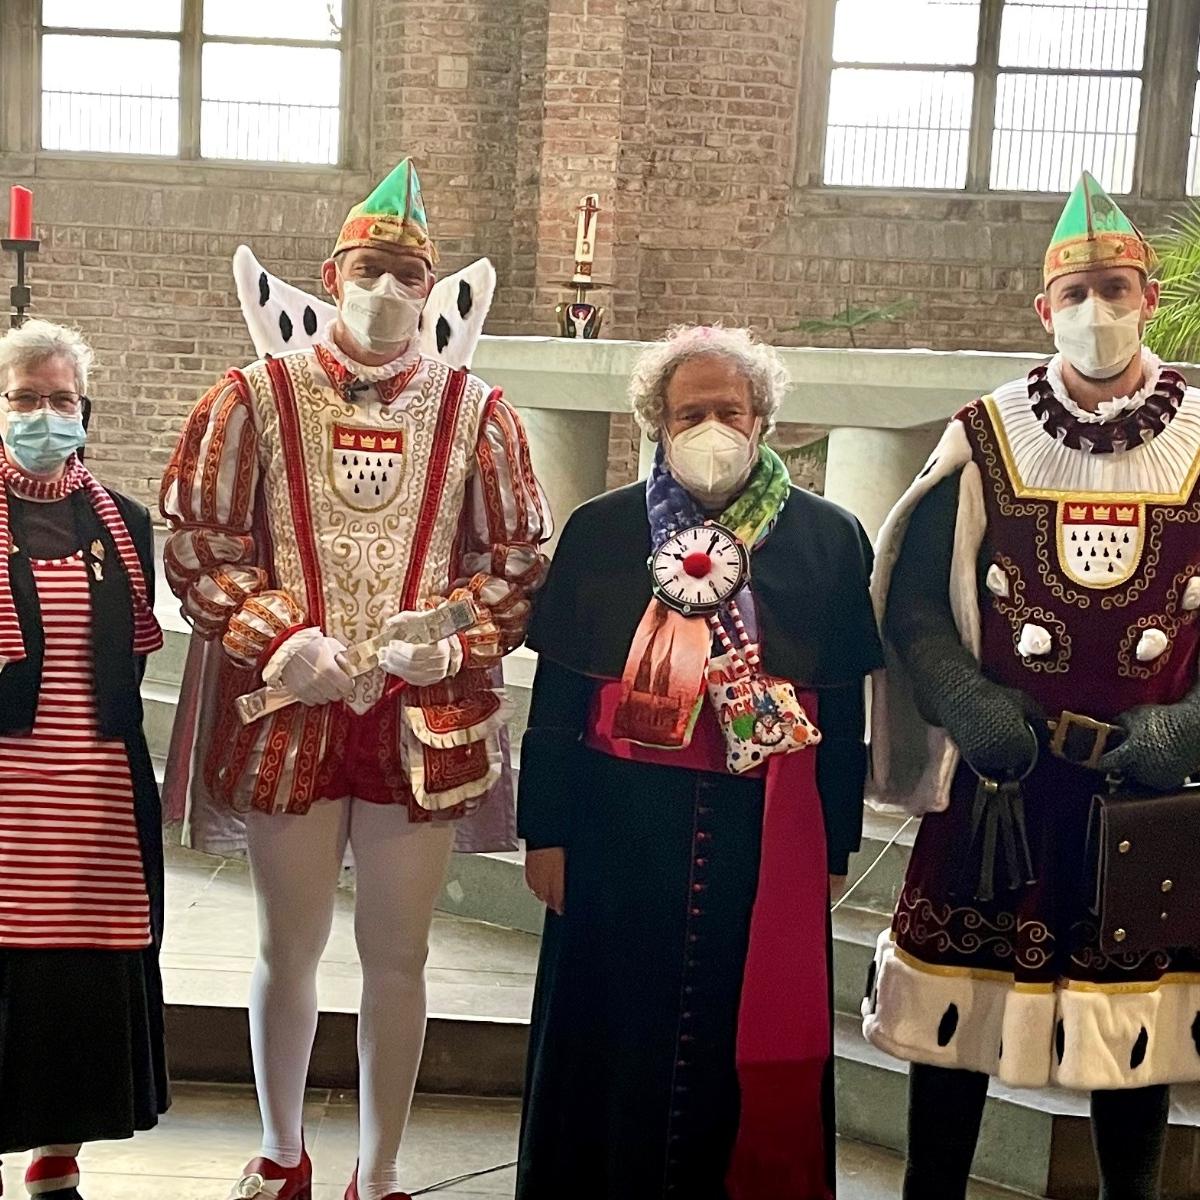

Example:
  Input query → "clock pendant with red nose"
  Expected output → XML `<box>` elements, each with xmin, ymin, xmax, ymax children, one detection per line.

<box><xmin>649</xmin><ymin>521</ymin><xmax>750</xmax><ymax>615</ymax></box>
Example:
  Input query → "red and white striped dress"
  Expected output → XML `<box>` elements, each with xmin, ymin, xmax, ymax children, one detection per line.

<box><xmin>0</xmin><ymin>552</ymin><xmax>151</xmax><ymax>949</ymax></box>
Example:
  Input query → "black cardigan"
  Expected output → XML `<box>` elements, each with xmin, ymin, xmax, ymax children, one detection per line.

<box><xmin>0</xmin><ymin>485</ymin><xmax>164</xmax><ymax>943</ymax></box>
<box><xmin>0</xmin><ymin>488</ymin><xmax>154</xmax><ymax>738</ymax></box>
<box><xmin>518</xmin><ymin>482</ymin><xmax>884</xmax><ymax>874</ymax></box>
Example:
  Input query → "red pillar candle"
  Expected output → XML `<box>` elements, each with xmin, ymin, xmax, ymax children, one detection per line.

<box><xmin>8</xmin><ymin>186</ymin><xmax>32</xmax><ymax>241</ymax></box>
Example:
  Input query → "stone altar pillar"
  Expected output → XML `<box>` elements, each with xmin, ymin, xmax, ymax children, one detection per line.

<box><xmin>823</xmin><ymin>426</ymin><xmax>942</xmax><ymax>542</ymax></box>
<box><xmin>517</xmin><ymin>407</ymin><xmax>611</xmax><ymax>553</ymax></box>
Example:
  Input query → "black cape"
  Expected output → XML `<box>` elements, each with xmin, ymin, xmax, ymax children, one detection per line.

<box><xmin>519</xmin><ymin>481</ymin><xmax>884</xmax><ymax>873</ymax></box>
<box><xmin>528</xmin><ymin>481</ymin><xmax>882</xmax><ymax>687</ymax></box>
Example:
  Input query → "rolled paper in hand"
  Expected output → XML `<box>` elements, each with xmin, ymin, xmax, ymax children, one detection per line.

<box><xmin>8</xmin><ymin>186</ymin><xmax>32</xmax><ymax>241</ymax></box>
<box><xmin>235</xmin><ymin>596</ymin><xmax>479</xmax><ymax>725</ymax></box>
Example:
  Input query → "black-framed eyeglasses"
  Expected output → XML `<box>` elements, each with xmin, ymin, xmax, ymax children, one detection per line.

<box><xmin>2</xmin><ymin>389</ymin><xmax>85</xmax><ymax>416</ymax></box>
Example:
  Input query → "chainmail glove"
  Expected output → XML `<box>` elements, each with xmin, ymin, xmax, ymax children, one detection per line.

<box><xmin>904</xmin><ymin>633</ymin><xmax>1041</xmax><ymax>780</ymax></box>
<box><xmin>1098</xmin><ymin>692</ymin><xmax>1200</xmax><ymax>791</ymax></box>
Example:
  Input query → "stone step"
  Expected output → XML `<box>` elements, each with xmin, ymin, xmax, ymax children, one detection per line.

<box><xmin>440</xmin><ymin>848</ymin><xmax>544</xmax><ymax>936</ymax></box>
<box><xmin>843</xmin><ymin>808</ymin><xmax>918</xmax><ymax>916</ymax></box>
<box><xmin>169</xmin><ymin>987</ymin><xmax>1200</xmax><ymax>1198</ymax></box>
<box><xmin>141</xmin><ymin>679</ymin><xmax>180</xmax><ymax>773</ymax></box>
<box><xmin>835</xmin><ymin>1013</ymin><xmax>1200</xmax><ymax>1199</ymax></box>
<box><xmin>832</xmin><ymin>904</ymin><xmax>887</xmax><ymax>1017</ymax></box>
<box><xmin>170</xmin><ymin>1003</ymin><xmax>529</xmax><ymax>1098</ymax></box>
<box><xmin>144</xmin><ymin>622</ymin><xmax>190</xmax><ymax>688</ymax></box>
<box><xmin>437</xmin><ymin>857</ymin><xmax>894</xmax><ymax>1015</ymax></box>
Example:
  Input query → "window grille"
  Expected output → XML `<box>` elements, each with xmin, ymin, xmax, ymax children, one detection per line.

<box><xmin>823</xmin><ymin>0</ymin><xmax>1148</xmax><ymax>193</ymax></box>
<box><xmin>39</xmin><ymin>0</ymin><xmax>344</xmax><ymax>165</ymax></box>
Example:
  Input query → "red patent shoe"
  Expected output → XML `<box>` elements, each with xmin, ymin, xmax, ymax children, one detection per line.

<box><xmin>228</xmin><ymin>1149</ymin><xmax>313</xmax><ymax>1200</ymax></box>
<box><xmin>344</xmin><ymin>1167</ymin><xmax>411</xmax><ymax>1200</ymax></box>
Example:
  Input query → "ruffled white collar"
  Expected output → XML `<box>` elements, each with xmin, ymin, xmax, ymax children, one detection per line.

<box><xmin>1045</xmin><ymin>347</ymin><xmax>1163</xmax><ymax>424</ymax></box>
<box><xmin>321</xmin><ymin>336</ymin><xmax>421</xmax><ymax>384</ymax></box>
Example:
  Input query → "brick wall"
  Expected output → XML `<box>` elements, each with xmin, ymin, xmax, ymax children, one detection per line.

<box><xmin>1</xmin><ymin>0</ymin><xmax>1192</xmax><ymax>505</ymax></box>
<box><xmin>8</xmin><ymin>171</ymin><xmax>357</xmax><ymax>504</ymax></box>
<box><xmin>638</xmin><ymin>189</ymin><xmax>1189</xmax><ymax>354</ymax></box>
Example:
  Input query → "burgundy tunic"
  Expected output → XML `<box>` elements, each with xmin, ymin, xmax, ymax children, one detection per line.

<box><xmin>897</xmin><ymin>374</ymin><xmax>1200</xmax><ymax>987</ymax></box>
<box><xmin>867</xmin><ymin>360</ymin><xmax>1200</xmax><ymax>1091</ymax></box>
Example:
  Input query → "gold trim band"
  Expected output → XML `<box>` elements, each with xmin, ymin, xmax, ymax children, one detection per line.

<box><xmin>892</xmin><ymin>944</ymin><xmax>1200</xmax><ymax>996</ymax></box>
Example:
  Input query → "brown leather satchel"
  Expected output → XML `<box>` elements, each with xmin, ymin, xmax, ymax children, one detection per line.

<box><xmin>1087</xmin><ymin>786</ymin><xmax>1200</xmax><ymax>956</ymax></box>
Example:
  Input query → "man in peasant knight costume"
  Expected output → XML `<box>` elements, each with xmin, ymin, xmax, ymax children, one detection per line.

<box><xmin>867</xmin><ymin>171</ymin><xmax>1200</xmax><ymax>1198</ymax></box>
<box><xmin>159</xmin><ymin>159</ymin><xmax>549</xmax><ymax>1200</ymax></box>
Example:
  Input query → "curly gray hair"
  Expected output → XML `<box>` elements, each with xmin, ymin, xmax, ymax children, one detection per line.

<box><xmin>629</xmin><ymin>324</ymin><xmax>789</xmax><ymax>442</ymax></box>
<box><xmin>0</xmin><ymin>319</ymin><xmax>93</xmax><ymax>394</ymax></box>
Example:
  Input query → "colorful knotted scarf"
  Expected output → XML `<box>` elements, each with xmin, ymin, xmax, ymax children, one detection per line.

<box><xmin>647</xmin><ymin>439</ymin><xmax>790</xmax><ymax>556</ymax></box>
<box><xmin>613</xmin><ymin>443</ymin><xmax>790</xmax><ymax>748</ymax></box>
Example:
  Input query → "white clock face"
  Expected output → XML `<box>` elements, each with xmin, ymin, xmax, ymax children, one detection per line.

<box><xmin>650</xmin><ymin>523</ymin><xmax>748</xmax><ymax>614</ymax></box>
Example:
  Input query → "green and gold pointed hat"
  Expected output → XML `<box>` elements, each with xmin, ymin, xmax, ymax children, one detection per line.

<box><xmin>1044</xmin><ymin>171</ymin><xmax>1154</xmax><ymax>288</ymax></box>
<box><xmin>334</xmin><ymin>157</ymin><xmax>437</xmax><ymax>263</ymax></box>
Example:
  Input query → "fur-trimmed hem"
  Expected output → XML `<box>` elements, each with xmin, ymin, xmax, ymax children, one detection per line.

<box><xmin>863</xmin><ymin>931</ymin><xmax>1200</xmax><ymax>1090</ymax></box>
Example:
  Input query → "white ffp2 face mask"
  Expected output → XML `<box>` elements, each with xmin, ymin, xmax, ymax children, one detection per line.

<box><xmin>666</xmin><ymin>418</ymin><xmax>759</xmax><ymax>504</ymax></box>
<box><xmin>339</xmin><ymin>273</ymin><xmax>424</xmax><ymax>355</ymax></box>
<box><xmin>1052</xmin><ymin>296</ymin><xmax>1142</xmax><ymax>380</ymax></box>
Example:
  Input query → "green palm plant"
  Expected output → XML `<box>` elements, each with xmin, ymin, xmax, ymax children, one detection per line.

<box><xmin>1145</xmin><ymin>202</ymin><xmax>1200</xmax><ymax>363</ymax></box>
<box><xmin>785</xmin><ymin>298</ymin><xmax>916</xmax><ymax>349</ymax></box>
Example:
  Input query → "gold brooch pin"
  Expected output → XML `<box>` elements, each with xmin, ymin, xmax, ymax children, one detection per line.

<box><xmin>89</xmin><ymin>539</ymin><xmax>105</xmax><ymax>581</ymax></box>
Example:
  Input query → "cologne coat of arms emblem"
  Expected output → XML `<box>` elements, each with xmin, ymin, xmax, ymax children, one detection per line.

<box><xmin>1057</xmin><ymin>499</ymin><xmax>1143</xmax><ymax>588</ymax></box>
<box><xmin>330</xmin><ymin>423</ymin><xmax>405</xmax><ymax>511</ymax></box>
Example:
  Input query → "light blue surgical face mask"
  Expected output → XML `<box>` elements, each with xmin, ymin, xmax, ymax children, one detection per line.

<box><xmin>3</xmin><ymin>409</ymin><xmax>87</xmax><ymax>475</ymax></box>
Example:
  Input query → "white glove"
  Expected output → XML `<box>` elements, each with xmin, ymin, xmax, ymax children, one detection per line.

<box><xmin>379</xmin><ymin>635</ymin><xmax>464</xmax><ymax>687</ymax></box>
<box><xmin>262</xmin><ymin>627</ymin><xmax>353</xmax><ymax>706</ymax></box>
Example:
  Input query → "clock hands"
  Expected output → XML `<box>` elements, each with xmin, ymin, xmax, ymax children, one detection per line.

<box><xmin>651</xmin><ymin>524</ymin><xmax>747</xmax><ymax>615</ymax></box>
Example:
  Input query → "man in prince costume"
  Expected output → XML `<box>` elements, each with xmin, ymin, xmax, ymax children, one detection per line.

<box><xmin>516</xmin><ymin>325</ymin><xmax>880</xmax><ymax>1198</ymax></box>
<box><xmin>160</xmin><ymin>159</ymin><xmax>549</xmax><ymax>1200</ymax></box>
<box><xmin>868</xmin><ymin>173</ymin><xmax>1200</xmax><ymax>1198</ymax></box>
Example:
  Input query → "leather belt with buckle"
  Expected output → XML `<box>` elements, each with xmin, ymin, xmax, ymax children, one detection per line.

<box><xmin>1047</xmin><ymin>710</ymin><xmax>1124</xmax><ymax>771</ymax></box>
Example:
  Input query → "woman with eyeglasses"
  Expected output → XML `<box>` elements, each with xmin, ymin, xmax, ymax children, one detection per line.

<box><xmin>0</xmin><ymin>320</ymin><xmax>168</xmax><ymax>1195</ymax></box>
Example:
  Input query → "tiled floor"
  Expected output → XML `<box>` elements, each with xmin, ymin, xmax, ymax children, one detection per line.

<box><xmin>0</xmin><ymin>1084</ymin><xmax>1022</xmax><ymax>1199</ymax></box>
<box><xmin>161</xmin><ymin>844</ymin><xmax>540</xmax><ymax>1021</ymax></box>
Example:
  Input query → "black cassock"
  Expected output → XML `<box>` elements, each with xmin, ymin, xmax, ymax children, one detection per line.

<box><xmin>516</xmin><ymin>482</ymin><xmax>882</xmax><ymax>1200</ymax></box>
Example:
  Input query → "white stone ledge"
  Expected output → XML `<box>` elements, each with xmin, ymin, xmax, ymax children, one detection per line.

<box><xmin>473</xmin><ymin>336</ymin><xmax>1052</xmax><ymax>430</ymax></box>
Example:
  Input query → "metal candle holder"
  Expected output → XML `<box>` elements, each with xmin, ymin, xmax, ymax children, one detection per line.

<box><xmin>1</xmin><ymin>237</ymin><xmax>39</xmax><ymax>328</ymax></box>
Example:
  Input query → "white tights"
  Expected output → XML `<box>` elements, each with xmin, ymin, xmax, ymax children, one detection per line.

<box><xmin>245</xmin><ymin>799</ymin><xmax>455</xmax><ymax>1200</ymax></box>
